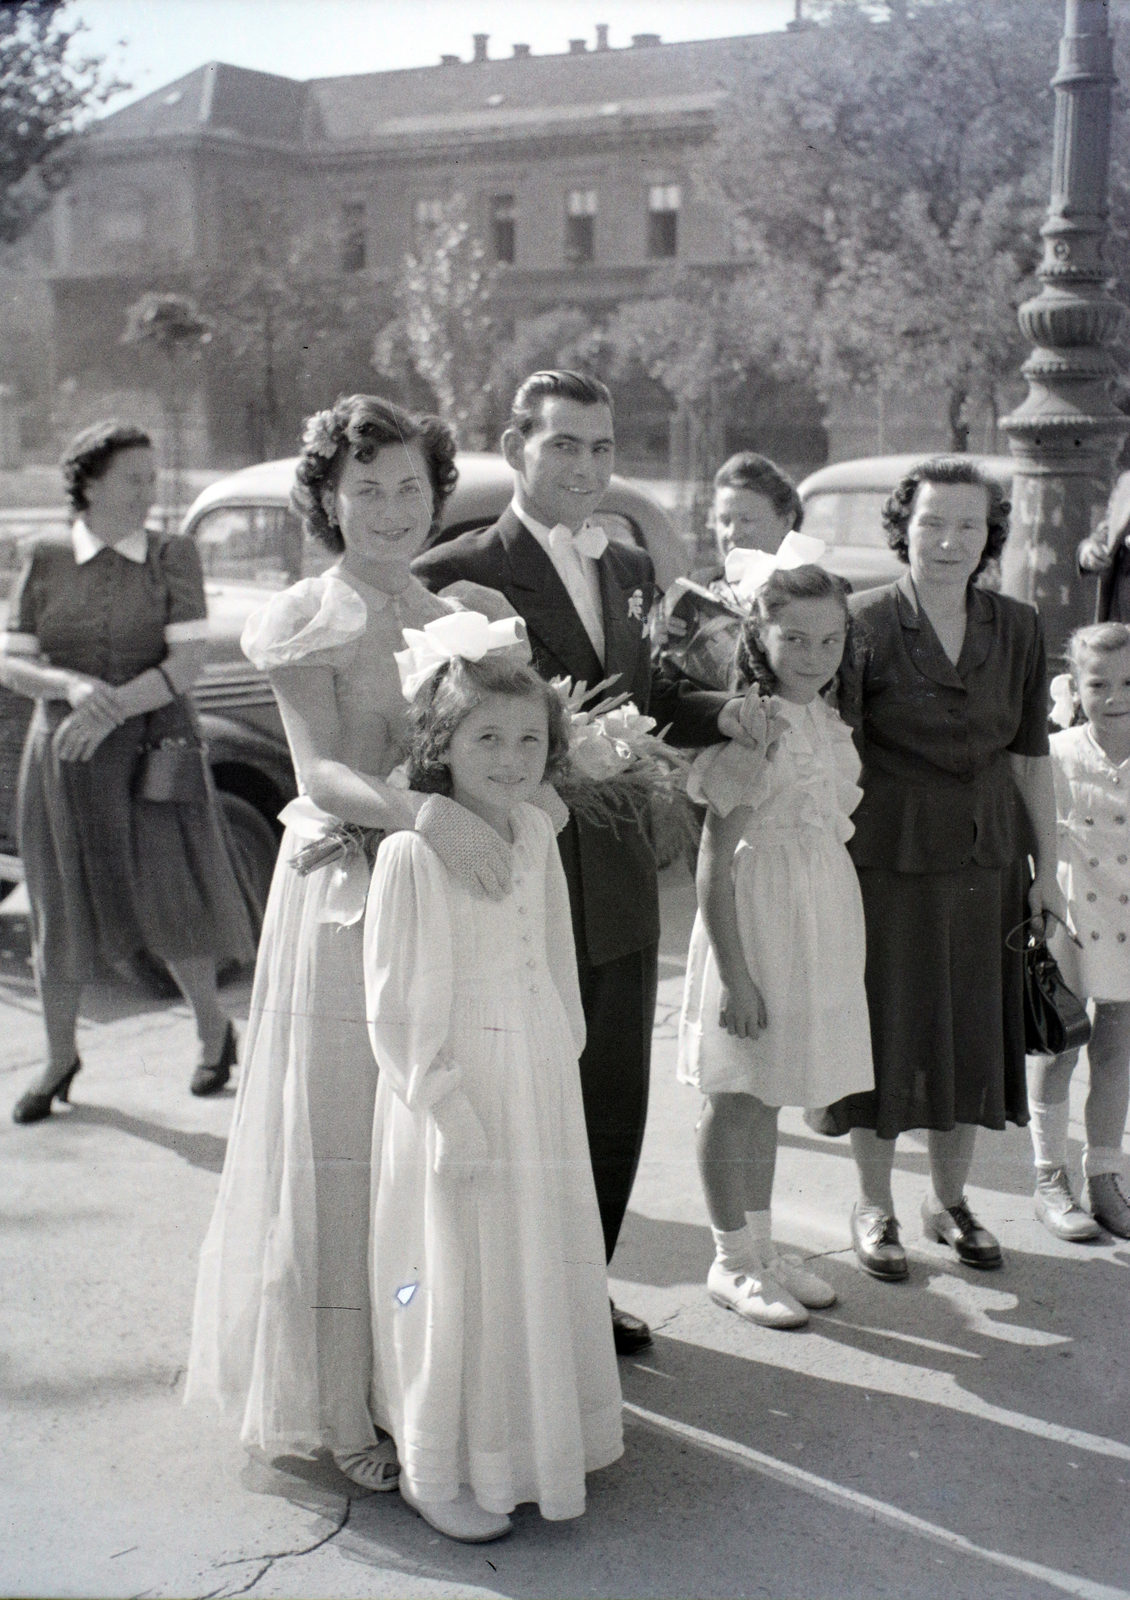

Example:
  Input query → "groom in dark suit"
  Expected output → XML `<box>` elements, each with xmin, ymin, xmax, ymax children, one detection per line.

<box><xmin>414</xmin><ymin>371</ymin><xmax>740</xmax><ymax>1353</ymax></box>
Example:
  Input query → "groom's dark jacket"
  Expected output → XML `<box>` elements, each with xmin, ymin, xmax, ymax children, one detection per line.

<box><xmin>413</xmin><ymin>509</ymin><xmax>727</xmax><ymax>966</ymax></box>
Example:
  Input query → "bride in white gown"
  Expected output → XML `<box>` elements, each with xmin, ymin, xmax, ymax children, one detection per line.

<box><xmin>185</xmin><ymin>395</ymin><xmax>509</xmax><ymax>1489</ymax></box>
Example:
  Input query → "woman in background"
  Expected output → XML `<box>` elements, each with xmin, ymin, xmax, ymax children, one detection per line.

<box><xmin>5</xmin><ymin>420</ymin><xmax>254</xmax><ymax>1123</ymax></box>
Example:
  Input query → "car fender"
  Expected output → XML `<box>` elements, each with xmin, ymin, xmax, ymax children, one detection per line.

<box><xmin>196</xmin><ymin>712</ymin><xmax>296</xmax><ymax>811</ymax></box>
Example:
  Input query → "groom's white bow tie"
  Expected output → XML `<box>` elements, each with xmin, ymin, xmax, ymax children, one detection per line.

<box><xmin>548</xmin><ymin>520</ymin><xmax>608</xmax><ymax>560</ymax></box>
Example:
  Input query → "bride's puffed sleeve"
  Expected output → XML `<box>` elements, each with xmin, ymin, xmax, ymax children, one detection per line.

<box><xmin>364</xmin><ymin>832</ymin><xmax>458</xmax><ymax>1110</ymax></box>
<box><xmin>538</xmin><ymin>810</ymin><xmax>586</xmax><ymax>1057</ymax></box>
<box><xmin>241</xmin><ymin>573</ymin><xmax>367</xmax><ymax>671</ymax></box>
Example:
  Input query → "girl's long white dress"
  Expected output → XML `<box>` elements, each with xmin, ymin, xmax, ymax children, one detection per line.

<box><xmin>365</xmin><ymin>804</ymin><xmax>623</xmax><ymax>1520</ymax></box>
<box><xmin>678</xmin><ymin>697</ymin><xmax>875</xmax><ymax>1108</ymax></box>
<box><xmin>185</xmin><ymin>566</ymin><xmax>488</xmax><ymax>1455</ymax></box>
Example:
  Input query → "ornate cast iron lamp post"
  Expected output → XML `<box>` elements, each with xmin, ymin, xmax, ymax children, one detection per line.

<box><xmin>1001</xmin><ymin>0</ymin><xmax>1128</xmax><ymax>659</ymax></box>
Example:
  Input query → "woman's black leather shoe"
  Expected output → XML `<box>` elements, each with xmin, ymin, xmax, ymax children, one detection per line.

<box><xmin>850</xmin><ymin>1203</ymin><xmax>909</xmax><ymax>1280</ymax></box>
<box><xmin>921</xmin><ymin>1197</ymin><xmax>1002</xmax><ymax>1268</ymax></box>
<box><xmin>190</xmin><ymin>1021</ymin><xmax>237</xmax><ymax>1097</ymax></box>
<box><xmin>12</xmin><ymin>1059</ymin><xmax>81</xmax><ymax>1124</ymax></box>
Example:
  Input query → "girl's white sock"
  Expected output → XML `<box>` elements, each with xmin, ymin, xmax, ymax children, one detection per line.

<box><xmin>710</xmin><ymin>1225</ymin><xmax>753</xmax><ymax>1269</ymax></box>
<box><xmin>744</xmin><ymin>1209</ymin><xmax>772</xmax><ymax>1265</ymax></box>
<box><xmin>1029</xmin><ymin>1097</ymin><xmax>1070</xmax><ymax>1172</ymax></box>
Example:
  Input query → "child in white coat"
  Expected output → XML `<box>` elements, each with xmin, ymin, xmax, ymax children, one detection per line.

<box><xmin>1028</xmin><ymin>622</ymin><xmax>1130</xmax><ymax>1241</ymax></box>
<box><xmin>363</xmin><ymin>614</ymin><xmax>622</xmax><ymax>1543</ymax></box>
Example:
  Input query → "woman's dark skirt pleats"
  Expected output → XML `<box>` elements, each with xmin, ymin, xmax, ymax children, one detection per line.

<box><xmin>18</xmin><ymin>700</ymin><xmax>259</xmax><ymax>986</ymax></box>
<box><xmin>826</xmin><ymin>860</ymin><xmax>1029</xmax><ymax>1138</ymax></box>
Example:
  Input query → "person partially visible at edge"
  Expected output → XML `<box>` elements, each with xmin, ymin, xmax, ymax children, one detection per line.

<box><xmin>823</xmin><ymin>456</ymin><xmax>1062</xmax><ymax>1281</ymax></box>
<box><xmin>4</xmin><ymin>421</ymin><xmax>255</xmax><ymax>1127</ymax></box>
<box><xmin>691</xmin><ymin>451</ymin><xmax>803</xmax><ymax>595</ymax></box>
<box><xmin>1078</xmin><ymin>469</ymin><xmax>1130</xmax><ymax>622</ymax></box>
<box><xmin>184</xmin><ymin>394</ymin><xmax>514</xmax><ymax>1495</ymax></box>
<box><xmin>413</xmin><ymin>370</ymin><xmax>757</xmax><ymax>1357</ymax></box>
<box><xmin>1026</xmin><ymin>622</ymin><xmax>1130</xmax><ymax>1244</ymax></box>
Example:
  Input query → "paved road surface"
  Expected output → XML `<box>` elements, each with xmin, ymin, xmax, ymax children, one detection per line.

<box><xmin>3</xmin><ymin>867</ymin><xmax>1128</xmax><ymax>1599</ymax></box>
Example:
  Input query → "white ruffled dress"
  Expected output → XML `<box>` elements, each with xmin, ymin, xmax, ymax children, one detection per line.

<box><xmin>365</xmin><ymin>806</ymin><xmax>623</xmax><ymax>1520</ymax></box>
<box><xmin>678</xmin><ymin>697</ymin><xmax>875</xmax><ymax>1107</ymax></box>
<box><xmin>186</xmin><ymin>566</ymin><xmax>480</xmax><ymax>1456</ymax></box>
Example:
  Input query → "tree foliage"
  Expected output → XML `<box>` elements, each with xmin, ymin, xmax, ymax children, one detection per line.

<box><xmin>697</xmin><ymin>0</ymin><xmax>1083</xmax><ymax>447</ymax></box>
<box><xmin>0</xmin><ymin>0</ymin><xmax>125</xmax><ymax>244</ymax></box>
<box><xmin>199</xmin><ymin>193</ymin><xmax>372</xmax><ymax>459</ymax></box>
<box><xmin>374</xmin><ymin>194</ymin><xmax>496</xmax><ymax>449</ymax></box>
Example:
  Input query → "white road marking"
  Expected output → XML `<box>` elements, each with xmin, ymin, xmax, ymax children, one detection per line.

<box><xmin>625</xmin><ymin>1402</ymin><xmax>1130</xmax><ymax>1600</ymax></box>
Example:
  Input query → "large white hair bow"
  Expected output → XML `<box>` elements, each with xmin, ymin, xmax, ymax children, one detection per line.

<box><xmin>724</xmin><ymin>529</ymin><xmax>828</xmax><ymax>603</ymax></box>
<box><xmin>395</xmin><ymin>611</ymin><xmax>528</xmax><ymax>700</ymax></box>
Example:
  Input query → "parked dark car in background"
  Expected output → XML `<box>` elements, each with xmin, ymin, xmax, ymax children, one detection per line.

<box><xmin>0</xmin><ymin>454</ymin><xmax>686</xmax><ymax>902</ymax></box>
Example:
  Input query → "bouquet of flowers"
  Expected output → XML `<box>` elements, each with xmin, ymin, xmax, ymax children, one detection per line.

<box><xmin>550</xmin><ymin>675</ymin><xmax>696</xmax><ymax>849</ymax></box>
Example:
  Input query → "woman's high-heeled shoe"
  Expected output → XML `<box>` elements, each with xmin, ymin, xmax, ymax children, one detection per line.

<box><xmin>190</xmin><ymin>1020</ymin><xmax>237</xmax><ymax>1097</ymax></box>
<box><xmin>12</xmin><ymin>1058</ymin><xmax>81</xmax><ymax>1125</ymax></box>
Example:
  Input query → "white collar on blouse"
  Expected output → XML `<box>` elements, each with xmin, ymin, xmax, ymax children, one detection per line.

<box><xmin>72</xmin><ymin>519</ymin><xmax>148</xmax><ymax>565</ymax></box>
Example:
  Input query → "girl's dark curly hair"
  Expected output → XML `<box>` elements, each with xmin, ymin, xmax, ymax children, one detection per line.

<box><xmin>734</xmin><ymin>564</ymin><xmax>851</xmax><ymax>696</ymax></box>
<box><xmin>883</xmin><ymin>456</ymin><xmax>1010</xmax><ymax>579</ymax></box>
<box><xmin>291</xmin><ymin>393</ymin><xmax>459</xmax><ymax>553</ymax></box>
<box><xmin>61</xmin><ymin>420</ymin><xmax>152</xmax><ymax>512</ymax></box>
<box><xmin>406</xmin><ymin>654</ymin><xmax>570</xmax><ymax>798</ymax></box>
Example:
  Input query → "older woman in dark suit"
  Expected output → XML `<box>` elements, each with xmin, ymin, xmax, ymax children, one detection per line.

<box><xmin>828</xmin><ymin>457</ymin><xmax>1062</xmax><ymax>1278</ymax></box>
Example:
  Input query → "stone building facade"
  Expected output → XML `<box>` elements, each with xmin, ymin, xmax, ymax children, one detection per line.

<box><xmin>16</xmin><ymin>26</ymin><xmax>960</xmax><ymax>477</ymax></box>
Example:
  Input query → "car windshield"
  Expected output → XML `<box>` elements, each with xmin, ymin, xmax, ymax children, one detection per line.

<box><xmin>194</xmin><ymin>505</ymin><xmax>333</xmax><ymax>586</ymax></box>
<box><xmin>801</xmin><ymin>490</ymin><xmax>891</xmax><ymax>548</ymax></box>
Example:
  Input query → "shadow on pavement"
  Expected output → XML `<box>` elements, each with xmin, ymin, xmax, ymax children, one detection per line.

<box><xmin>240</xmin><ymin>1319</ymin><xmax>1127</xmax><ymax>1600</ymax></box>
<box><xmin>66</xmin><ymin>1102</ymin><xmax>228</xmax><ymax>1172</ymax></box>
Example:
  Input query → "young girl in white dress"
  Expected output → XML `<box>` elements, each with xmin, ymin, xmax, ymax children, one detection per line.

<box><xmin>186</xmin><ymin>397</ymin><xmax>509</xmax><ymax>1491</ymax></box>
<box><xmin>364</xmin><ymin>617</ymin><xmax>622</xmax><ymax>1543</ymax></box>
<box><xmin>1028</xmin><ymin>623</ymin><xmax>1130</xmax><ymax>1242</ymax></box>
<box><xmin>678</xmin><ymin>547</ymin><xmax>874</xmax><ymax>1328</ymax></box>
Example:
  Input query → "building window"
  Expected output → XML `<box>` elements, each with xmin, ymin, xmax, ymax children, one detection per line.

<box><xmin>341</xmin><ymin>201</ymin><xmax>366</xmax><ymax>272</ymax></box>
<box><xmin>647</xmin><ymin>183</ymin><xmax>681</xmax><ymax>259</ymax></box>
<box><xmin>415</xmin><ymin>197</ymin><xmax>446</xmax><ymax>230</ymax></box>
<box><xmin>491</xmin><ymin>194</ymin><xmax>516</xmax><ymax>264</ymax></box>
<box><xmin>565</xmin><ymin>189</ymin><xmax>597</xmax><ymax>264</ymax></box>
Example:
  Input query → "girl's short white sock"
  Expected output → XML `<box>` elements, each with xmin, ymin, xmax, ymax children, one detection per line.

<box><xmin>1029</xmin><ymin>1096</ymin><xmax>1070</xmax><ymax>1172</ymax></box>
<box><xmin>710</xmin><ymin>1225</ymin><xmax>753</xmax><ymax>1269</ymax></box>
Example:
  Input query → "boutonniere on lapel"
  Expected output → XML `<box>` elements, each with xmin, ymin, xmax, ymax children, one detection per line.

<box><xmin>627</xmin><ymin>588</ymin><xmax>647</xmax><ymax>634</ymax></box>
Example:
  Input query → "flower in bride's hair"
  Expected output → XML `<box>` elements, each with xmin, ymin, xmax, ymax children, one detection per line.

<box><xmin>301</xmin><ymin>409</ymin><xmax>341</xmax><ymax>460</ymax></box>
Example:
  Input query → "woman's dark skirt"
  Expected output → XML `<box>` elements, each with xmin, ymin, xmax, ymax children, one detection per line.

<box><xmin>18</xmin><ymin>700</ymin><xmax>259</xmax><ymax>987</ymax></box>
<box><xmin>825</xmin><ymin>860</ymin><xmax>1029</xmax><ymax>1138</ymax></box>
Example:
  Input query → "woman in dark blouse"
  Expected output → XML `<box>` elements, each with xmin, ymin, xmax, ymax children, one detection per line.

<box><xmin>2</xmin><ymin>422</ymin><xmax>256</xmax><ymax>1123</ymax></box>
<box><xmin>828</xmin><ymin>457</ymin><xmax>1062</xmax><ymax>1278</ymax></box>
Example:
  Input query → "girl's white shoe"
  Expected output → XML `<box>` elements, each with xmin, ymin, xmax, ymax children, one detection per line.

<box><xmin>399</xmin><ymin>1480</ymin><xmax>512</xmax><ymax>1543</ymax></box>
<box><xmin>762</xmin><ymin>1251</ymin><xmax>837</xmax><ymax>1309</ymax></box>
<box><xmin>707</xmin><ymin>1258</ymin><xmax>808</xmax><ymax>1329</ymax></box>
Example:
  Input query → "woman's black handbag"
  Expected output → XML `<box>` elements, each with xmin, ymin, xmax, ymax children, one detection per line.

<box><xmin>1007</xmin><ymin>915</ymin><xmax>1092</xmax><ymax>1056</ymax></box>
<box><xmin>134</xmin><ymin>698</ymin><xmax>210</xmax><ymax>807</ymax></box>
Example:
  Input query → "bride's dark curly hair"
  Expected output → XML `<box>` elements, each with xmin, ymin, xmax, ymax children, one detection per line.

<box><xmin>291</xmin><ymin>393</ymin><xmax>458</xmax><ymax>553</ymax></box>
<box><xmin>734</xmin><ymin>564</ymin><xmax>852</xmax><ymax>697</ymax></box>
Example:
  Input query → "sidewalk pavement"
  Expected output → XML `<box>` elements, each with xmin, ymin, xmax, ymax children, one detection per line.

<box><xmin>2</xmin><ymin>867</ymin><xmax>1129</xmax><ymax>1600</ymax></box>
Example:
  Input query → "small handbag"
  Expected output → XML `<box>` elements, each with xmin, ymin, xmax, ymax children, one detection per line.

<box><xmin>134</xmin><ymin>698</ymin><xmax>210</xmax><ymax>807</ymax></box>
<box><xmin>1007</xmin><ymin>913</ymin><xmax>1092</xmax><ymax>1057</ymax></box>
